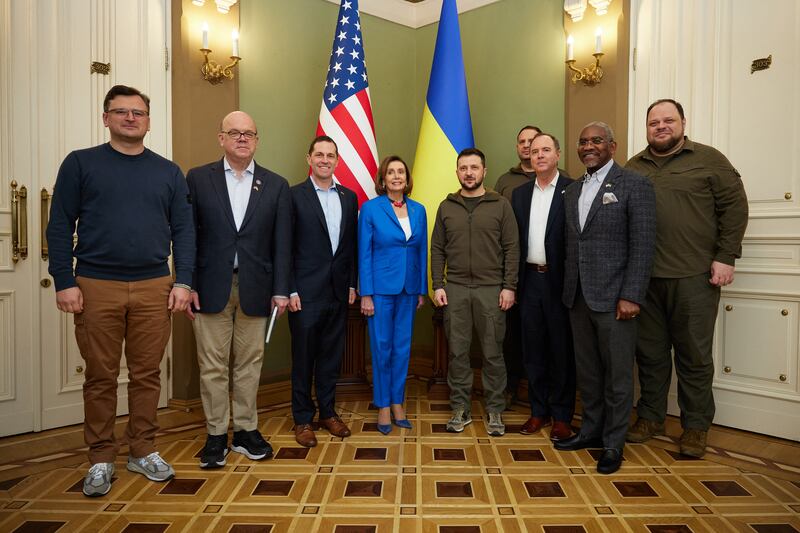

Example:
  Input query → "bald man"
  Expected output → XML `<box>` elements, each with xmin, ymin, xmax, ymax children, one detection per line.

<box><xmin>186</xmin><ymin>111</ymin><xmax>292</xmax><ymax>468</ymax></box>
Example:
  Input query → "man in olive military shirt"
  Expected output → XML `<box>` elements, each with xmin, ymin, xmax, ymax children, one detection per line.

<box><xmin>625</xmin><ymin>99</ymin><xmax>748</xmax><ymax>458</ymax></box>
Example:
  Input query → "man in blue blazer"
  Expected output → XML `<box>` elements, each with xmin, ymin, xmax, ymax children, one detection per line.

<box><xmin>288</xmin><ymin>135</ymin><xmax>358</xmax><ymax>448</ymax></box>
<box><xmin>186</xmin><ymin>111</ymin><xmax>291</xmax><ymax>468</ymax></box>
<box><xmin>556</xmin><ymin>122</ymin><xmax>656</xmax><ymax>475</ymax></box>
<box><xmin>511</xmin><ymin>133</ymin><xmax>575</xmax><ymax>442</ymax></box>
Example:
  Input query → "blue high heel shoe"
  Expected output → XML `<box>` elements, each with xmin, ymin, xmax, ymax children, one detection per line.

<box><xmin>392</xmin><ymin>417</ymin><xmax>413</xmax><ymax>430</ymax></box>
<box><xmin>377</xmin><ymin>423</ymin><xmax>392</xmax><ymax>435</ymax></box>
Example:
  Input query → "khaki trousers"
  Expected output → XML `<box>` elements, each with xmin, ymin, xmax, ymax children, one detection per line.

<box><xmin>193</xmin><ymin>274</ymin><xmax>267</xmax><ymax>435</ymax></box>
<box><xmin>75</xmin><ymin>275</ymin><xmax>172</xmax><ymax>464</ymax></box>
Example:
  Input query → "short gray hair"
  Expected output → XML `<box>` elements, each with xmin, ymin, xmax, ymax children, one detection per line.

<box><xmin>581</xmin><ymin>121</ymin><xmax>615</xmax><ymax>143</ymax></box>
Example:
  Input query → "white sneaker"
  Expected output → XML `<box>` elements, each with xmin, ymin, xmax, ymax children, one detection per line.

<box><xmin>446</xmin><ymin>409</ymin><xmax>473</xmax><ymax>433</ymax></box>
<box><xmin>486</xmin><ymin>412</ymin><xmax>505</xmax><ymax>437</ymax></box>
<box><xmin>127</xmin><ymin>452</ymin><xmax>175</xmax><ymax>482</ymax></box>
<box><xmin>83</xmin><ymin>462</ymin><xmax>114</xmax><ymax>497</ymax></box>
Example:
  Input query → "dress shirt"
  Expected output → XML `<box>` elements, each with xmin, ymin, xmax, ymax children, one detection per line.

<box><xmin>527</xmin><ymin>172</ymin><xmax>558</xmax><ymax>264</ymax></box>
<box><xmin>224</xmin><ymin>158</ymin><xmax>255</xmax><ymax>268</ymax></box>
<box><xmin>579</xmin><ymin>158</ymin><xmax>614</xmax><ymax>230</ymax></box>
<box><xmin>311</xmin><ymin>177</ymin><xmax>342</xmax><ymax>253</ymax></box>
<box><xmin>398</xmin><ymin>216</ymin><xmax>412</xmax><ymax>241</ymax></box>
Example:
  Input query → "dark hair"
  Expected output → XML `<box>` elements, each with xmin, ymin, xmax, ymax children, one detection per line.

<box><xmin>375</xmin><ymin>155</ymin><xmax>413</xmax><ymax>195</ymax></box>
<box><xmin>103</xmin><ymin>85</ymin><xmax>150</xmax><ymax>113</ymax></box>
<box><xmin>457</xmin><ymin>147</ymin><xmax>486</xmax><ymax>167</ymax></box>
<box><xmin>308</xmin><ymin>135</ymin><xmax>339</xmax><ymax>156</ymax></box>
<box><xmin>532</xmin><ymin>132</ymin><xmax>561</xmax><ymax>151</ymax></box>
<box><xmin>517</xmin><ymin>125</ymin><xmax>542</xmax><ymax>138</ymax></box>
<box><xmin>646</xmin><ymin>98</ymin><xmax>685</xmax><ymax>121</ymax></box>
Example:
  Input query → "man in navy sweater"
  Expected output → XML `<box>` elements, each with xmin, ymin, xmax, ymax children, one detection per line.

<box><xmin>47</xmin><ymin>85</ymin><xmax>195</xmax><ymax>497</ymax></box>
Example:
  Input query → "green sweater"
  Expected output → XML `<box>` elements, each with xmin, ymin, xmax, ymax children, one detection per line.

<box><xmin>430</xmin><ymin>190</ymin><xmax>519</xmax><ymax>290</ymax></box>
<box><xmin>625</xmin><ymin>138</ymin><xmax>748</xmax><ymax>278</ymax></box>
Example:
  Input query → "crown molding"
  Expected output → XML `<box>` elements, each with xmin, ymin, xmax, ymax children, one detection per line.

<box><xmin>323</xmin><ymin>0</ymin><xmax>503</xmax><ymax>28</ymax></box>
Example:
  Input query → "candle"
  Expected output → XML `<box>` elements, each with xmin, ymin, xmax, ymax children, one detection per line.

<box><xmin>232</xmin><ymin>29</ymin><xmax>239</xmax><ymax>57</ymax></box>
<box><xmin>595</xmin><ymin>27</ymin><xmax>603</xmax><ymax>54</ymax></box>
<box><xmin>202</xmin><ymin>22</ymin><xmax>209</xmax><ymax>49</ymax></box>
<box><xmin>566</xmin><ymin>35</ymin><xmax>574</xmax><ymax>61</ymax></box>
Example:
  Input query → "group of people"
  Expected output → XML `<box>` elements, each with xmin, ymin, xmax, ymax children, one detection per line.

<box><xmin>47</xmin><ymin>85</ymin><xmax>747</xmax><ymax>499</ymax></box>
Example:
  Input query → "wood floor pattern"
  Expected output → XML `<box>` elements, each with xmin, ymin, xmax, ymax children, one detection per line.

<box><xmin>1</xmin><ymin>388</ymin><xmax>799</xmax><ymax>532</ymax></box>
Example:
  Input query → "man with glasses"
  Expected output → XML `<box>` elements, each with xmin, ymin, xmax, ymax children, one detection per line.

<box><xmin>47</xmin><ymin>85</ymin><xmax>195</xmax><ymax>496</ymax></box>
<box><xmin>555</xmin><ymin>122</ymin><xmax>656</xmax><ymax>474</ymax></box>
<box><xmin>625</xmin><ymin>99</ymin><xmax>748</xmax><ymax>457</ymax></box>
<box><xmin>185</xmin><ymin>111</ymin><xmax>291</xmax><ymax>468</ymax></box>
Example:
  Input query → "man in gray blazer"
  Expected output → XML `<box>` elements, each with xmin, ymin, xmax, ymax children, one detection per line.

<box><xmin>555</xmin><ymin>122</ymin><xmax>656</xmax><ymax>475</ymax></box>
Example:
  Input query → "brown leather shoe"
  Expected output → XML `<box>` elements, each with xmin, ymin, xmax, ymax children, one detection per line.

<box><xmin>520</xmin><ymin>416</ymin><xmax>551</xmax><ymax>435</ymax></box>
<box><xmin>294</xmin><ymin>424</ymin><xmax>317</xmax><ymax>448</ymax></box>
<box><xmin>319</xmin><ymin>416</ymin><xmax>351</xmax><ymax>438</ymax></box>
<box><xmin>550</xmin><ymin>420</ymin><xmax>573</xmax><ymax>441</ymax></box>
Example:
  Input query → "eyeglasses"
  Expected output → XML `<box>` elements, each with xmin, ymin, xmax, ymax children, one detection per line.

<box><xmin>221</xmin><ymin>130</ymin><xmax>258</xmax><ymax>140</ymax></box>
<box><xmin>107</xmin><ymin>108</ymin><xmax>149</xmax><ymax>118</ymax></box>
<box><xmin>577</xmin><ymin>136</ymin><xmax>608</xmax><ymax>147</ymax></box>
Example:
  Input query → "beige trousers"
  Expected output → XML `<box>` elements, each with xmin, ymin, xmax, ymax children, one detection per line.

<box><xmin>193</xmin><ymin>274</ymin><xmax>267</xmax><ymax>435</ymax></box>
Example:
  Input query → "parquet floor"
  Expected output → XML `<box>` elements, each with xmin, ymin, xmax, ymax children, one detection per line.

<box><xmin>1</xmin><ymin>381</ymin><xmax>798</xmax><ymax>532</ymax></box>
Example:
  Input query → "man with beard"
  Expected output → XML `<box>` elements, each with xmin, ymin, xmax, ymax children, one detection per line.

<box><xmin>494</xmin><ymin>125</ymin><xmax>540</xmax><ymax>201</ymax></box>
<box><xmin>556</xmin><ymin>122</ymin><xmax>655</xmax><ymax>475</ymax></box>
<box><xmin>431</xmin><ymin>148</ymin><xmax>519</xmax><ymax>437</ymax></box>
<box><xmin>625</xmin><ymin>99</ymin><xmax>748</xmax><ymax>457</ymax></box>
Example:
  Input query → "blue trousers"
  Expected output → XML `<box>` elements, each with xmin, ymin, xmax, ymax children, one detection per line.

<box><xmin>367</xmin><ymin>292</ymin><xmax>417</xmax><ymax>407</ymax></box>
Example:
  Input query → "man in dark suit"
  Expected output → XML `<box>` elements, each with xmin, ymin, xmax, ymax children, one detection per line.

<box><xmin>556</xmin><ymin>122</ymin><xmax>656</xmax><ymax>475</ymax></box>
<box><xmin>288</xmin><ymin>135</ymin><xmax>358</xmax><ymax>448</ymax></box>
<box><xmin>186</xmin><ymin>111</ymin><xmax>291</xmax><ymax>468</ymax></box>
<box><xmin>511</xmin><ymin>133</ymin><xmax>575</xmax><ymax>442</ymax></box>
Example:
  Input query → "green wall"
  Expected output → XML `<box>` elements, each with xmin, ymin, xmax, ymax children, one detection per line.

<box><xmin>239</xmin><ymin>0</ymin><xmax>565</xmax><ymax>376</ymax></box>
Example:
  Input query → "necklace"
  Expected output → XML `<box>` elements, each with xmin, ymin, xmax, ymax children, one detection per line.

<box><xmin>391</xmin><ymin>197</ymin><xmax>406</xmax><ymax>208</ymax></box>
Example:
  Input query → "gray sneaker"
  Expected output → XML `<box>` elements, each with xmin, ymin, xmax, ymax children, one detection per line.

<box><xmin>83</xmin><ymin>462</ymin><xmax>114</xmax><ymax>497</ymax></box>
<box><xmin>486</xmin><ymin>412</ymin><xmax>505</xmax><ymax>437</ymax></box>
<box><xmin>127</xmin><ymin>452</ymin><xmax>175</xmax><ymax>482</ymax></box>
<box><xmin>446</xmin><ymin>409</ymin><xmax>472</xmax><ymax>433</ymax></box>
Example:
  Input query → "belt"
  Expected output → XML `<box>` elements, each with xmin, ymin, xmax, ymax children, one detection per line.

<box><xmin>526</xmin><ymin>263</ymin><xmax>549</xmax><ymax>273</ymax></box>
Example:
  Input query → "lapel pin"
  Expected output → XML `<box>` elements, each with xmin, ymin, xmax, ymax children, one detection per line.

<box><xmin>605</xmin><ymin>183</ymin><xmax>613</xmax><ymax>188</ymax></box>
<box><xmin>253</xmin><ymin>186</ymin><xmax>259</xmax><ymax>192</ymax></box>
<box><xmin>256</xmin><ymin>179</ymin><xmax>262</xmax><ymax>186</ymax></box>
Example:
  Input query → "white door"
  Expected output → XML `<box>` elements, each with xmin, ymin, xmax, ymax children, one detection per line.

<box><xmin>0</xmin><ymin>0</ymin><xmax>172</xmax><ymax>437</ymax></box>
<box><xmin>629</xmin><ymin>0</ymin><xmax>800</xmax><ymax>440</ymax></box>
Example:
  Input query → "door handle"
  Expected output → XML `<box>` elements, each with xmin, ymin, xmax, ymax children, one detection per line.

<box><xmin>10</xmin><ymin>180</ymin><xmax>28</xmax><ymax>262</ymax></box>
<box><xmin>41</xmin><ymin>188</ymin><xmax>51</xmax><ymax>260</ymax></box>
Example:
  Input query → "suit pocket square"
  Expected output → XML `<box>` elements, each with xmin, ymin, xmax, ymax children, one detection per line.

<box><xmin>602</xmin><ymin>192</ymin><xmax>618</xmax><ymax>204</ymax></box>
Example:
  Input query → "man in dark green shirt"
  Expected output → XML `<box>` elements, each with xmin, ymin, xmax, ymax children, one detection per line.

<box><xmin>625</xmin><ymin>99</ymin><xmax>748</xmax><ymax>457</ymax></box>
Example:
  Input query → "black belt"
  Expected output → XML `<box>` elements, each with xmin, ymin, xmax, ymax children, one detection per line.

<box><xmin>526</xmin><ymin>263</ymin><xmax>549</xmax><ymax>273</ymax></box>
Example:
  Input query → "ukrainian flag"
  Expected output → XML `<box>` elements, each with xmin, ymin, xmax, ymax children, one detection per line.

<box><xmin>411</xmin><ymin>0</ymin><xmax>474</xmax><ymax>297</ymax></box>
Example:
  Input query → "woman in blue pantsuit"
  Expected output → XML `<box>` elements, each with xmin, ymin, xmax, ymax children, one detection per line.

<box><xmin>359</xmin><ymin>155</ymin><xmax>427</xmax><ymax>434</ymax></box>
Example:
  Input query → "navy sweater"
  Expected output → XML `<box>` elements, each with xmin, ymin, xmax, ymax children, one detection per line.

<box><xmin>47</xmin><ymin>143</ymin><xmax>195</xmax><ymax>291</ymax></box>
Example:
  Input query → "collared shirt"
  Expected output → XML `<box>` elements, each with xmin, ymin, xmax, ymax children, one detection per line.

<box><xmin>579</xmin><ymin>158</ymin><xmax>614</xmax><ymax>230</ymax></box>
<box><xmin>527</xmin><ymin>172</ymin><xmax>559</xmax><ymax>264</ymax></box>
<box><xmin>224</xmin><ymin>157</ymin><xmax>255</xmax><ymax>268</ymax></box>
<box><xmin>311</xmin><ymin>176</ymin><xmax>342</xmax><ymax>253</ymax></box>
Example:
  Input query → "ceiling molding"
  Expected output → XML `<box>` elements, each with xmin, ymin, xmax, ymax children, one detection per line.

<box><xmin>323</xmin><ymin>0</ymin><xmax>503</xmax><ymax>28</ymax></box>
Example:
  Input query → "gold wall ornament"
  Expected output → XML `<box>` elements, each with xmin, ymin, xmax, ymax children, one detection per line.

<box><xmin>751</xmin><ymin>54</ymin><xmax>772</xmax><ymax>74</ymax></box>
<box><xmin>566</xmin><ymin>53</ymin><xmax>604</xmax><ymax>86</ymax></box>
<box><xmin>200</xmin><ymin>48</ymin><xmax>240</xmax><ymax>84</ymax></box>
<box><xmin>90</xmin><ymin>61</ymin><xmax>111</xmax><ymax>75</ymax></box>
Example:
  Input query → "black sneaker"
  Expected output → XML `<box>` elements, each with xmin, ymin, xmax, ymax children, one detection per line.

<box><xmin>200</xmin><ymin>434</ymin><xmax>229</xmax><ymax>469</ymax></box>
<box><xmin>231</xmin><ymin>429</ymin><xmax>273</xmax><ymax>460</ymax></box>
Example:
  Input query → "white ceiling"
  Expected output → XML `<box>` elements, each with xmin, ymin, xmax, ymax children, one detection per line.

<box><xmin>323</xmin><ymin>0</ymin><xmax>503</xmax><ymax>28</ymax></box>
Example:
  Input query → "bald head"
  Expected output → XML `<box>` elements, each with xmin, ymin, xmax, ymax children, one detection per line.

<box><xmin>218</xmin><ymin>111</ymin><xmax>259</xmax><ymax>170</ymax></box>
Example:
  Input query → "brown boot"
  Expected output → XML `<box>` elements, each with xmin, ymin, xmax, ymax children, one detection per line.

<box><xmin>680</xmin><ymin>428</ymin><xmax>707</xmax><ymax>458</ymax></box>
<box><xmin>626</xmin><ymin>418</ymin><xmax>665</xmax><ymax>443</ymax></box>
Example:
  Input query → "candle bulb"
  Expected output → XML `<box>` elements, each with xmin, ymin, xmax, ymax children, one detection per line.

<box><xmin>232</xmin><ymin>29</ymin><xmax>239</xmax><ymax>57</ymax></box>
<box><xmin>202</xmin><ymin>22</ymin><xmax>209</xmax><ymax>49</ymax></box>
<box><xmin>595</xmin><ymin>27</ymin><xmax>603</xmax><ymax>54</ymax></box>
<box><xmin>566</xmin><ymin>35</ymin><xmax>574</xmax><ymax>61</ymax></box>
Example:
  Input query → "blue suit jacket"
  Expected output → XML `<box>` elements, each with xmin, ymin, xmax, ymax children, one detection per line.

<box><xmin>358</xmin><ymin>195</ymin><xmax>427</xmax><ymax>296</ymax></box>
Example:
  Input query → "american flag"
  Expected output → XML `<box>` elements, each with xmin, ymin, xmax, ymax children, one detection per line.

<box><xmin>316</xmin><ymin>0</ymin><xmax>378</xmax><ymax>207</ymax></box>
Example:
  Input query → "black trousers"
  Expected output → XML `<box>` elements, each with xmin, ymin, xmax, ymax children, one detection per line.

<box><xmin>519</xmin><ymin>268</ymin><xmax>575</xmax><ymax>422</ymax></box>
<box><xmin>289</xmin><ymin>298</ymin><xmax>348</xmax><ymax>424</ymax></box>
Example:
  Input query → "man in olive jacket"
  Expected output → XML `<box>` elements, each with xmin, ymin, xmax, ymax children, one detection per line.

<box><xmin>431</xmin><ymin>148</ymin><xmax>520</xmax><ymax>438</ymax></box>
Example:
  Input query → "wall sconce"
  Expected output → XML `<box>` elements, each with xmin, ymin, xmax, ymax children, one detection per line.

<box><xmin>565</xmin><ymin>29</ymin><xmax>604</xmax><ymax>86</ymax></box>
<box><xmin>200</xmin><ymin>23</ymin><xmax>241</xmax><ymax>85</ymax></box>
